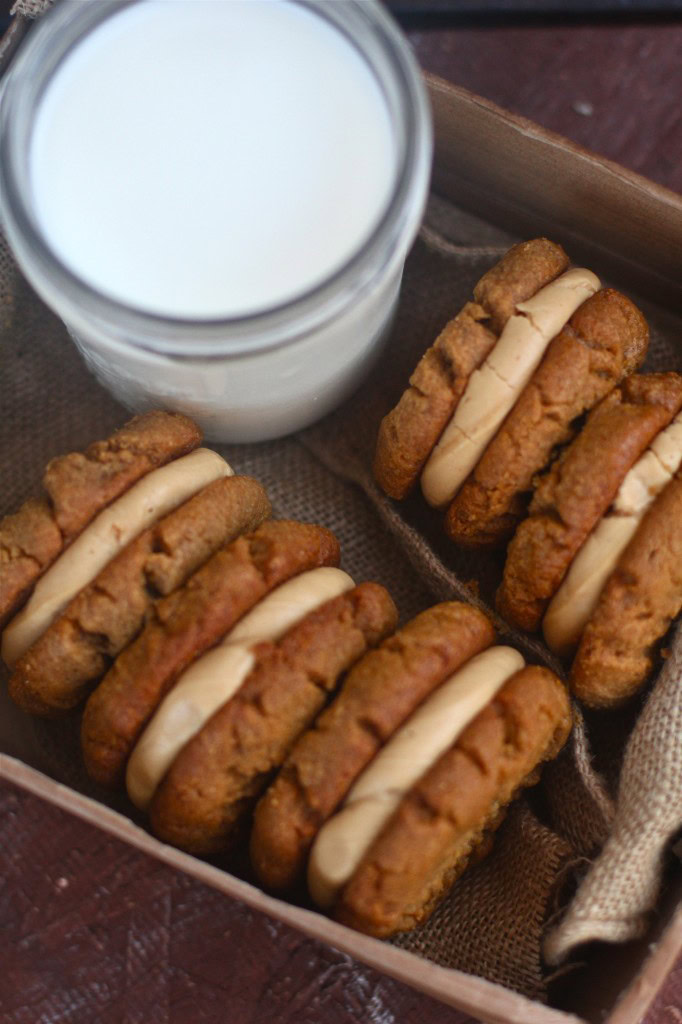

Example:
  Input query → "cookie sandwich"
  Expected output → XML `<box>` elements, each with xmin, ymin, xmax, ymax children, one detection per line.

<box><xmin>374</xmin><ymin>239</ymin><xmax>649</xmax><ymax>549</ymax></box>
<box><xmin>510</xmin><ymin>389</ymin><xmax>682</xmax><ymax>707</ymax></box>
<box><xmin>130</xmin><ymin>562</ymin><xmax>398</xmax><ymax>852</ymax></box>
<box><xmin>251</xmin><ymin>601</ymin><xmax>571</xmax><ymax>937</ymax></box>
<box><xmin>2</xmin><ymin>411</ymin><xmax>271</xmax><ymax>715</ymax></box>
<box><xmin>497</xmin><ymin>371</ymin><xmax>682</xmax><ymax>636</ymax></box>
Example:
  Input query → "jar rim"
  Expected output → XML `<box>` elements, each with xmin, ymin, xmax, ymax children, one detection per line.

<box><xmin>0</xmin><ymin>0</ymin><xmax>432</xmax><ymax>358</ymax></box>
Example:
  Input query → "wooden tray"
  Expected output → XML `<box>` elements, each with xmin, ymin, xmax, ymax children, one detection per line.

<box><xmin>2</xmin><ymin>67</ymin><xmax>682</xmax><ymax>1024</ymax></box>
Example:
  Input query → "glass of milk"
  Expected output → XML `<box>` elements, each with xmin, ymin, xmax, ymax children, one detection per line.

<box><xmin>0</xmin><ymin>0</ymin><xmax>431</xmax><ymax>442</ymax></box>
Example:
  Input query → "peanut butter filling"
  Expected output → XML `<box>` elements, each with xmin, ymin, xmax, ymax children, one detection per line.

<box><xmin>2</xmin><ymin>448</ymin><xmax>231</xmax><ymax>666</ymax></box>
<box><xmin>420</xmin><ymin>269</ymin><xmax>600</xmax><ymax>508</ymax></box>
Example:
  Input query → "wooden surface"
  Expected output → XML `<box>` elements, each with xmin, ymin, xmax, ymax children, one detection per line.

<box><xmin>2</xmin><ymin>9</ymin><xmax>682</xmax><ymax>1024</ymax></box>
<box><xmin>410</xmin><ymin>18</ymin><xmax>682</xmax><ymax>195</ymax></box>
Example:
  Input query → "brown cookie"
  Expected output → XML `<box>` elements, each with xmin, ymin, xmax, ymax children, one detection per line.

<box><xmin>373</xmin><ymin>239</ymin><xmax>569</xmax><ymax>500</ymax></box>
<box><xmin>8</xmin><ymin>476</ymin><xmax>271</xmax><ymax>716</ymax></box>
<box><xmin>0</xmin><ymin>499</ymin><xmax>62</xmax><ymax>632</ymax></box>
<box><xmin>445</xmin><ymin>289</ymin><xmax>649</xmax><ymax>548</ymax></box>
<box><xmin>0</xmin><ymin>411</ymin><xmax>201</xmax><ymax>628</ymax></box>
<box><xmin>149</xmin><ymin>583</ymin><xmax>398</xmax><ymax>854</ymax></box>
<box><xmin>571</xmin><ymin>470</ymin><xmax>682</xmax><ymax>707</ymax></box>
<box><xmin>81</xmin><ymin>519</ymin><xmax>340</xmax><ymax>788</ymax></box>
<box><xmin>250</xmin><ymin>601</ymin><xmax>495</xmax><ymax>891</ymax></box>
<box><xmin>472</xmin><ymin>239</ymin><xmax>570</xmax><ymax>335</ymax></box>
<box><xmin>497</xmin><ymin>372</ymin><xmax>682</xmax><ymax>633</ymax></box>
<box><xmin>334</xmin><ymin>666</ymin><xmax>571</xmax><ymax>938</ymax></box>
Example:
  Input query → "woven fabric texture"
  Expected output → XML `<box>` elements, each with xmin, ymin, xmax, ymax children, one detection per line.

<box><xmin>10</xmin><ymin>0</ymin><xmax>52</xmax><ymax>18</ymax></box>
<box><xmin>1</xmin><ymin>189</ymin><xmax>681</xmax><ymax>999</ymax></box>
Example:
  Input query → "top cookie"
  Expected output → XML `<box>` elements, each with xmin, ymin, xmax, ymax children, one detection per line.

<box><xmin>570</xmin><ymin>467</ymin><xmax>682</xmax><ymax>706</ymax></box>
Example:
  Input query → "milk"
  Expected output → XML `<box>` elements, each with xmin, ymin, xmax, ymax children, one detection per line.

<box><xmin>29</xmin><ymin>0</ymin><xmax>397</xmax><ymax>319</ymax></box>
<box><xmin>1</xmin><ymin>0</ymin><xmax>431</xmax><ymax>440</ymax></box>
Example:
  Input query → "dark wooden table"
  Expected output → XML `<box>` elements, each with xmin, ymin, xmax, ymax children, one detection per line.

<box><xmin>2</xmin><ymin>9</ymin><xmax>682</xmax><ymax>1024</ymax></box>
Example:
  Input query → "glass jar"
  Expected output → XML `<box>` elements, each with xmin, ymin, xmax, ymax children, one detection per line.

<box><xmin>0</xmin><ymin>0</ymin><xmax>432</xmax><ymax>442</ymax></box>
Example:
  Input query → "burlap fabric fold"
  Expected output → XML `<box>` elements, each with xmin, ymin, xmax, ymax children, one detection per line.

<box><xmin>544</xmin><ymin>620</ymin><xmax>682</xmax><ymax>963</ymax></box>
<box><xmin>10</xmin><ymin>0</ymin><xmax>51</xmax><ymax>18</ymax></box>
<box><xmin>0</xmin><ymin>74</ymin><xmax>681</xmax><ymax>1001</ymax></box>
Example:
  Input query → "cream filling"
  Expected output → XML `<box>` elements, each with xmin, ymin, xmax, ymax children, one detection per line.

<box><xmin>307</xmin><ymin>644</ymin><xmax>525</xmax><ymax>909</ymax></box>
<box><xmin>543</xmin><ymin>412</ymin><xmax>682</xmax><ymax>655</ymax></box>
<box><xmin>126</xmin><ymin>566</ymin><xmax>354</xmax><ymax>810</ymax></box>
<box><xmin>420</xmin><ymin>268</ymin><xmax>601</xmax><ymax>508</ymax></box>
<box><xmin>2</xmin><ymin>448</ymin><xmax>232</xmax><ymax>668</ymax></box>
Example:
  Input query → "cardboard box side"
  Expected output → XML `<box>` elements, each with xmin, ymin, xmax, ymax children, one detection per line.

<box><xmin>425</xmin><ymin>74</ymin><xmax>682</xmax><ymax>308</ymax></box>
<box><xmin>0</xmin><ymin>40</ymin><xmax>679</xmax><ymax>1022</ymax></box>
<box><xmin>0</xmin><ymin>754</ymin><xmax>586</xmax><ymax>1024</ymax></box>
<box><xmin>605</xmin><ymin>896</ymin><xmax>682</xmax><ymax>1024</ymax></box>
<box><xmin>549</xmin><ymin>870</ymin><xmax>682</xmax><ymax>1024</ymax></box>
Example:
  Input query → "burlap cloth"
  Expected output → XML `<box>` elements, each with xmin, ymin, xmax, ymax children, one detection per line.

<box><xmin>9</xmin><ymin>0</ymin><xmax>51</xmax><ymax>17</ymax></box>
<box><xmin>1</xmin><ymin>15</ymin><xmax>682</xmax><ymax>1000</ymax></box>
